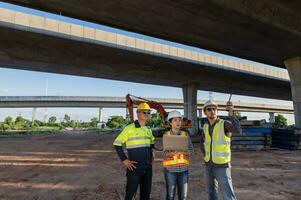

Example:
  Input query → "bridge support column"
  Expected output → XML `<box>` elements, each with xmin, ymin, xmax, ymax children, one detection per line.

<box><xmin>269</xmin><ymin>112</ymin><xmax>275</xmax><ymax>123</ymax></box>
<box><xmin>32</xmin><ymin>107</ymin><xmax>36</xmax><ymax>124</ymax></box>
<box><xmin>98</xmin><ymin>107</ymin><xmax>103</xmax><ymax>122</ymax></box>
<box><xmin>44</xmin><ymin>108</ymin><xmax>48</xmax><ymax>123</ymax></box>
<box><xmin>198</xmin><ymin>109</ymin><xmax>203</xmax><ymax>131</ymax></box>
<box><xmin>182</xmin><ymin>83</ymin><xmax>198</xmax><ymax>135</ymax></box>
<box><xmin>198</xmin><ymin>109</ymin><xmax>203</xmax><ymax>118</ymax></box>
<box><xmin>284</xmin><ymin>57</ymin><xmax>301</xmax><ymax>128</ymax></box>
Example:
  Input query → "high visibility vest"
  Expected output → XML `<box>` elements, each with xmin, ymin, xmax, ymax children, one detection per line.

<box><xmin>113</xmin><ymin>123</ymin><xmax>154</xmax><ymax>149</ymax></box>
<box><xmin>162</xmin><ymin>131</ymin><xmax>190</xmax><ymax>168</ymax></box>
<box><xmin>203</xmin><ymin>119</ymin><xmax>231</xmax><ymax>164</ymax></box>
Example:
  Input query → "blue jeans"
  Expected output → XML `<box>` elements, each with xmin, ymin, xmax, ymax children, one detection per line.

<box><xmin>204</xmin><ymin>165</ymin><xmax>237</xmax><ymax>200</ymax></box>
<box><xmin>164</xmin><ymin>169</ymin><xmax>189</xmax><ymax>200</ymax></box>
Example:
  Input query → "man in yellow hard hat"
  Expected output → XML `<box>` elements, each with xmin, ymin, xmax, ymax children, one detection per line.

<box><xmin>201</xmin><ymin>100</ymin><xmax>242</xmax><ymax>200</ymax></box>
<box><xmin>113</xmin><ymin>102</ymin><xmax>155</xmax><ymax>200</ymax></box>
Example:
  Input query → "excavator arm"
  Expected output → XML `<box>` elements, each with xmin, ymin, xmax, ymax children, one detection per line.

<box><xmin>126</xmin><ymin>94</ymin><xmax>192</xmax><ymax>129</ymax></box>
<box><xmin>126</xmin><ymin>94</ymin><xmax>168</xmax><ymax>122</ymax></box>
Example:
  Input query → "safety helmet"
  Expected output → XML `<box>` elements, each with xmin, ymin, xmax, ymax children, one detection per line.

<box><xmin>203</xmin><ymin>100</ymin><xmax>218</xmax><ymax>111</ymax></box>
<box><xmin>137</xmin><ymin>102</ymin><xmax>151</xmax><ymax>110</ymax></box>
<box><xmin>167</xmin><ymin>110</ymin><xmax>182</xmax><ymax>121</ymax></box>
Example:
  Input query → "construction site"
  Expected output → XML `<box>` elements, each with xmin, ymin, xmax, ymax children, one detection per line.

<box><xmin>0</xmin><ymin>94</ymin><xmax>300</xmax><ymax>199</ymax></box>
<box><xmin>1</xmin><ymin>1</ymin><xmax>301</xmax><ymax>200</ymax></box>
<box><xmin>0</xmin><ymin>130</ymin><xmax>300</xmax><ymax>200</ymax></box>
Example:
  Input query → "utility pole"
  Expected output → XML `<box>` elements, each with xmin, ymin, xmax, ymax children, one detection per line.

<box><xmin>44</xmin><ymin>78</ymin><xmax>49</xmax><ymax>123</ymax></box>
<box><xmin>209</xmin><ymin>91</ymin><xmax>213</xmax><ymax>100</ymax></box>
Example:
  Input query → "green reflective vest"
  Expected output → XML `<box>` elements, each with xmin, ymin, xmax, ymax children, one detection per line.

<box><xmin>113</xmin><ymin>123</ymin><xmax>155</xmax><ymax>149</ymax></box>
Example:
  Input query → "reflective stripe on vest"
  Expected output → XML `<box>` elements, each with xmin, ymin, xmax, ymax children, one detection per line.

<box><xmin>113</xmin><ymin>123</ymin><xmax>154</xmax><ymax>149</ymax></box>
<box><xmin>163</xmin><ymin>153</ymin><xmax>189</xmax><ymax>167</ymax></box>
<box><xmin>162</xmin><ymin>131</ymin><xmax>190</xmax><ymax>168</ymax></box>
<box><xmin>126</xmin><ymin>144</ymin><xmax>151</xmax><ymax>149</ymax></box>
<box><xmin>203</xmin><ymin>119</ymin><xmax>231</xmax><ymax>164</ymax></box>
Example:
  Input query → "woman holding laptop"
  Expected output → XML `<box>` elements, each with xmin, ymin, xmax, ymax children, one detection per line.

<box><xmin>162</xmin><ymin>110</ymin><xmax>194</xmax><ymax>200</ymax></box>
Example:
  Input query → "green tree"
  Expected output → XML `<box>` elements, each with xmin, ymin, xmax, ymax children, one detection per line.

<box><xmin>147</xmin><ymin>113</ymin><xmax>163</xmax><ymax>128</ymax></box>
<box><xmin>62</xmin><ymin>114</ymin><xmax>71</xmax><ymax>127</ymax></box>
<box><xmin>106</xmin><ymin>116</ymin><xmax>126</xmax><ymax>129</ymax></box>
<box><xmin>78</xmin><ymin>121</ymin><xmax>90</xmax><ymax>129</ymax></box>
<box><xmin>0</xmin><ymin>123</ymin><xmax>5</xmax><ymax>131</ymax></box>
<box><xmin>90</xmin><ymin>117</ymin><xmax>99</xmax><ymax>128</ymax></box>
<box><xmin>48</xmin><ymin>116</ymin><xmax>57</xmax><ymax>125</ymax></box>
<box><xmin>24</xmin><ymin>120</ymin><xmax>32</xmax><ymax>130</ymax></box>
<box><xmin>0</xmin><ymin>123</ymin><xmax>9</xmax><ymax>131</ymax></box>
<box><xmin>275</xmin><ymin>114</ymin><xmax>287</xmax><ymax>126</ymax></box>
<box><xmin>15</xmin><ymin>116</ymin><xmax>26</xmax><ymax>128</ymax></box>
<box><xmin>4</xmin><ymin>116</ymin><xmax>14</xmax><ymax>128</ymax></box>
<box><xmin>64</xmin><ymin>114</ymin><xmax>71</xmax><ymax>123</ymax></box>
<box><xmin>33</xmin><ymin>120</ymin><xmax>46</xmax><ymax>127</ymax></box>
<box><xmin>70</xmin><ymin>120</ymin><xmax>77</xmax><ymax>128</ymax></box>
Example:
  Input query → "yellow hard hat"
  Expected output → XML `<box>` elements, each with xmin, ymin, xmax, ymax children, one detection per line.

<box><xmin>137</xmin><ymin>103</ymin><xmax>151</xmax><ymax>110</ymax></box>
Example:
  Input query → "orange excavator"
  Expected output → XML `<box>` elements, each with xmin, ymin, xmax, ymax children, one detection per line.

<box><xmin>126</xmin><ymin>94</ymin><xmax>192</xmax><ymax>131</ymax></box>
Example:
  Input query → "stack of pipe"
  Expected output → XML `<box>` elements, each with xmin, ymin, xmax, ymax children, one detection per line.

<box><xmin>231</xmin><ymin>127</ymin><xmax>272</xmax><ymax>150</ymax></box>
<box><xmin>271</xmin><ymin>128</ymin><xmax>301</xmax><ymax>150</ymax></box>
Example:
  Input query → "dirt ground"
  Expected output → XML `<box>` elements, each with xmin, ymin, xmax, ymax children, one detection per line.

<box><xmin>0</xmin><ymin>132</ymin><xmax>300</xmax><ymax>200</ymax></box>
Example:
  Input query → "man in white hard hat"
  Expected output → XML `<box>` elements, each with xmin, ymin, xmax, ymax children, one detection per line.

<box><xmin>201</xmin><ymin>100</ymin><xmax>241</xmax><ymax>200</ymax></box>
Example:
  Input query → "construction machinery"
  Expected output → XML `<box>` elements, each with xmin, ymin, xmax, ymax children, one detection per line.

<box><xmin>125</xmin><ymin>94</ymin><xmax>192</xmax><ymax>135</ymax></box>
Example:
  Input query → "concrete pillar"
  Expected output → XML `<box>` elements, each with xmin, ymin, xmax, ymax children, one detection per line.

<box><xmin>44</xmin><ymin>108</ymin><xmax>48</xmax><ymax>123</ymax></box>
<box><xmin>198</xmin><ymin>109</ymin><xmax>203</xmax><ymax>118</ymax></box>
<box><xmin>32</xmin><ymin>107</ymin><xmax>36</xmax><ymax>123</ymax></box>
<box><xmin>198</xmin><ymin>109</ymin><xmax>203</xmax><ymax>131</ymax></box>
<box><xmin>269</xmin><ymin>112</ymin><xmax>275</xmax><ymax>123</ymax></box>
<box><xmin>284</xmin><ymin>57</ymin><xmax>301</xmax><ymax>128</ymax></box>
<box><xmin>98</xmin><ymin>107</ymin><xmax>103</xmax><ymax>122</ymax></box>
<box><xmin>182</xmin><ymin>83</ymin><xmax>198</xmax><ymax>135</ymax></box>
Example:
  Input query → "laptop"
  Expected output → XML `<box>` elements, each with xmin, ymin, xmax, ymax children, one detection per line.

<box><xmin>162</xmin><ymin>134</ymin><xmax>188</xmax><ymax>151</ymax></box>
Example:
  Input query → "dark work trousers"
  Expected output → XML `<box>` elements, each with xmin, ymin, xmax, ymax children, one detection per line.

<box><xmin>125</xmin><ymin>166</ymin><xmax>152</xmax><ymax>200</ymax></box>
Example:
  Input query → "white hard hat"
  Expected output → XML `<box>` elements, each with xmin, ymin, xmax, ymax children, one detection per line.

<box><xmin>167</xmin><ymin>110</ymin><xmax>182</xmax><ymax>121</ymax></box>
<box><xmin>203</xmin><ymin>100</ymin><xmax>218</xmax><ymax>111</ymax></box>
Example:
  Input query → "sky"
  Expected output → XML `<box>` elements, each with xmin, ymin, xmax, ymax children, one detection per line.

<box><xmin>0</xmin><ymin>2</ymin><xmax>294</xmax><ymax>124</ymax></box>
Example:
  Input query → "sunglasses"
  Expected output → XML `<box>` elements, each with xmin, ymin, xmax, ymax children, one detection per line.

<box><xmin>141</xmin><ymin>111</ymin><xmax>151</xmax><ymax>115</ymax></box>
<box><xmin>206</xmin><ymin>107</ymin><xmax>216</xmax><ymax>112</ymax></box>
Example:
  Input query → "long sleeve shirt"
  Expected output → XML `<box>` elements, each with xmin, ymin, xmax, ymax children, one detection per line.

<box><xmin>113</xmin><ymin>120</ymin><xmax>155</xmax><ymax>172</ymax></box>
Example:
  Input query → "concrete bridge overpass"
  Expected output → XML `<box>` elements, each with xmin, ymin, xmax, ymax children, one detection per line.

<box><xmin>0</xmin><ymin>3</ymin><xmax>300</xmax><ymax>130</ymax></box>
<box><xmin>0</xmin><ymin>96</ymin><xmax>293</xmax><ymax>114</ymax></box>
<box><xmin>0</xmin><ymin>7</ymin><xmax>290</xmax><ymax>101</ymax></box>
<box><xmin>3</xmin><ymin>0</ymin><xmax>299</xmax><ymax>69</ymax></box>
<box><xmin>0</xmin><ymin>96</ymin><xmax>293</xmax><ymax>124</ymax></box>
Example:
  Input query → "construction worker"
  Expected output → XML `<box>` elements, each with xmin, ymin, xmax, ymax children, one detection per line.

<box><xmin>162</xmin><ymin>110</ymin><xmax>194</xmax><ymax>200</ymax></box>
<box><xmin>201</xmin><ymin>100</ymin><xmax>242</xmax><ymax>200</ymax></box>
<box><xmin>113</xmin><ymin>103</ymin><xmax>155</xmax><ymax>200</ymax></box>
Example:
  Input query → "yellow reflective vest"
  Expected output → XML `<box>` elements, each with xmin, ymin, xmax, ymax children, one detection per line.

<box><xmin>203</xmin><ymin>119</ymin><xmax>231</xmax><ymax>164</ymax></box>
<box><xmin>162</xmin><ymin>131</ymin><xmax>189</xmax><ymax>168</ymax></box>
<box><xmin>113</xmin><ymin>122</ymin><xmax>155</xmax><ymax>149</ymax></box>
